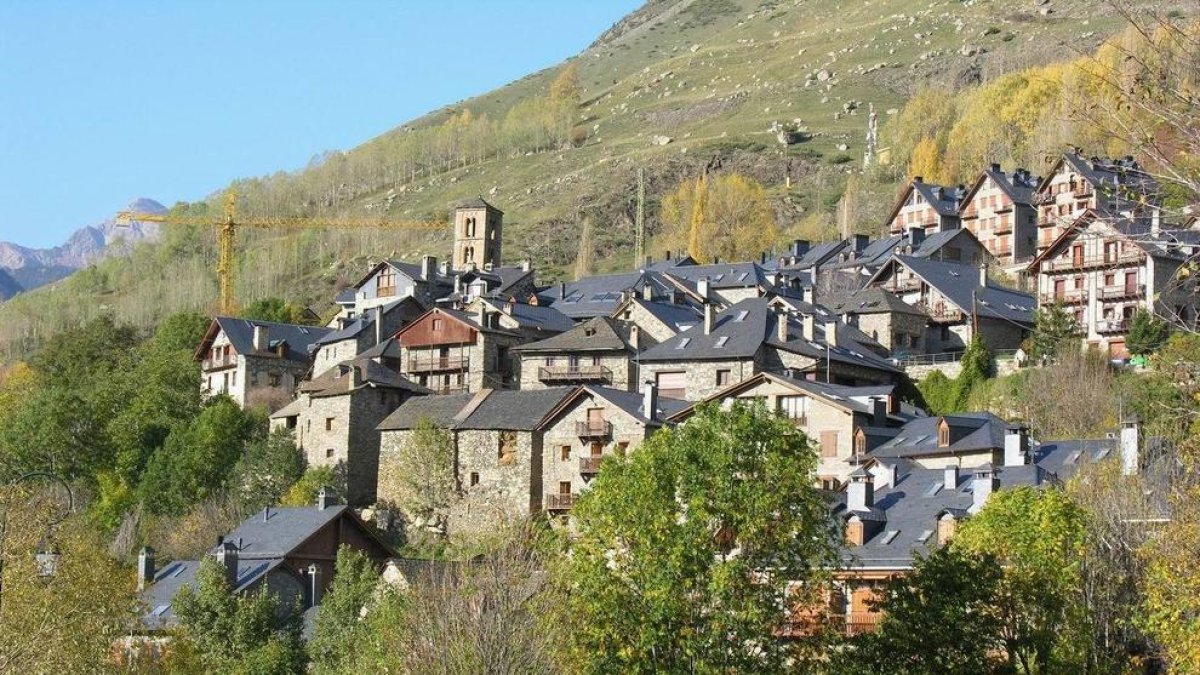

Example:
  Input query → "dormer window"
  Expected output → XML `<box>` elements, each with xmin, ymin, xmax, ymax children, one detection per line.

<box><xmin>936</xmin><ymin>512</ymin><xmax>957</xmax><ymax>545</ymax></box>
<box><xmin>854</xmin><ymin>429</ymin><xmax>867</xmax><ymax>456</ymax></box>
<box><xmin>937</xmin><ymin>419</ymin><xmax>950</xmax><ymax>448</ymax></box>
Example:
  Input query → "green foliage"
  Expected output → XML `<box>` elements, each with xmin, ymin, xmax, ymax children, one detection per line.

<box><xmin>833</xmin><ymin>547</ymin><xmax>1005</xmax><ymax>675</ymax></box>
<box><xmin>137</xmin><ymin>396</ymin><xmax>264</xmax><ymax>516</ymax></box>
<box><xmin>280</xmin><ymin>465</ymin><xmax>341</xmax><ymax>507</ymax></box>
<box><xmin>393</xmin><ymin>417</ymin><xmax>458</xmax><ymax>521</ymax></box>
<box><xmin>241</xmin><ymin>297</ymin><xmax>317</xmax><ymax>326</ymax></box>
<box><xmin>918</xmin><ymin>337</ymin><xmax>992</xmax><ymax>414</ymax></box>
<box><xmin>1126</xmin><ymin>309</ymin><xmax>1169</xmax><ymax>356</ymax></box>
<box><xmin>172</xmin><ymin>557</ymin><xmax>306</xmax><ymax>674</ymax></box>
<box><xmin>309</xmin><ymin>546</ymin><xmax>388</xmax><ymax>674</ymax></box>
<box><xmin>558</xmin><ymin>402</ymin><xmax>837</xmax><ymax>673</ymax></box>
<box><xmin>231</xmin><ymin>429</ymin><xmax>307</xmax><ymax>512</ymax></box>
<box><xmin>1032</xmin><ymin>303</ymin><xmax>1078</xmax><ymax>360</ymax></box>
<box><xmin>953</xmin><ymin>487</ymin><xmax>1089</xmax><ymax>673</ymax></box>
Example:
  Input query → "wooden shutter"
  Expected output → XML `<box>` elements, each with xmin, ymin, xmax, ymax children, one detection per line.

<box><xmin>655</xmin><ymin>371</ymin><xmax>687</xmax><ymax>400</ymax></box>
<box><xmin>820</xmin><ymin>431</ymin><xmax>838</xmax><ymax>458</ymax></box>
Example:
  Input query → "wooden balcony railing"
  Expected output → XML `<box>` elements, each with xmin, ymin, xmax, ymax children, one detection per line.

<box><xmin>576</xmin><ymin>420</ymin><xmax>613</xmax><ymax>439</ymax></box>
<box><xmin>1044</xmin><ymin>288</ymin><xmax>1088</xmax><ymax>305</ymax></box>
<box><xmin>538</xmin><ymin>365</ymin><xmax>612</xmax><ymax>384</ymax></box>
<box><xmin>579</xmin><ymin>456</ymin><xmax>603</xmax><ymax>475</ymax></box>
<box><xmin>1046</xmin><ymin>252</ymin><xmax>1145</xmax><ymax>272</ymax></box>
<box><xmin>202</xmin><ymin>355</ymin><xmax>237</xmax><ymax>370</ymax></box>
<box><xmin>408</xmin><ymin>356</ymin><xmax>469</xmax><ymax>373</ymax></box>
<box><xmin>921</xmin><ymin>305</ymin><xmax>964</xmax><ymax>322</ymax></box>
<box><xmin>831</xmin><ymin>612</ymin><xmax>883</xmax><ymax>636</ymax></box>
<box><xmin>1098</xmin><ymin>284</ymin><xmax>1145</xmax><ymax>300</ymax></box>
<box><xmin>1096</xmin><ymin>319</ymin><xmax>1128</xmax><ymax>334</ymax></box>
<box><xmin>545</xmin><ymin>493</ymin><xmax>577</xmax><ymax>511</ymax></box>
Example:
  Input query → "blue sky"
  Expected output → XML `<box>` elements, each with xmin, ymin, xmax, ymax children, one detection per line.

<box><xmin>0</xmin><ymin>0</ymin><xmax>640</xmax><ymax>248</ymax></box>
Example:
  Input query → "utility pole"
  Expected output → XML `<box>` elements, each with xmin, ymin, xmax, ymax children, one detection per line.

<box><xmin>635</xmin><ymin>167</ymin><xmax>646</xmax><ymax>266</ymax></box>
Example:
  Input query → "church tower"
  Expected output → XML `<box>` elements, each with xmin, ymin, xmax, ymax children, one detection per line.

<box><xmin>452</xmin><ymin>198</ymin><xmax>503</xmax><ymax>270</ymax></box>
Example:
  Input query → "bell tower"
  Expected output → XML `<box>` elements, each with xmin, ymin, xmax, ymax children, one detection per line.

<box><xmin>453</xmin><ymin>198</ymin><xmax>503</xmax><ymax>270</ymax></box>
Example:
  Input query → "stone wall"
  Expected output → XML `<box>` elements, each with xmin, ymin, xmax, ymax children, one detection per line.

<box><xmin>540</xmin><ymin>392</ymin><xmax>653</xmax><ymax>509</ymax></box>
<box><xmin>447</xmin><ymin>429</ymin><xmax>540</xmax><ymax>541</ymax></box>
<box><xmin>639</xmin><ymin>357</ymin><xmax>757</xmax><ymax>401</ymax></box>
<box><xmin>516</xmin><ymin>352</ymin><xmax>634</xmax><ymax>391</ymax></box>
<box><xmin>853</xmin><ymin>312</ymin><xmax>926</xmax><ymax>354</ymax></box>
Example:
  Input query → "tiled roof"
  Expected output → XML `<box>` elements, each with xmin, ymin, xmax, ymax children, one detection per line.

<box><xmin>297</xmin><ymin>359</ymin><xmax>428</xmax><ymax>397</ymax></box>
<box><xmin>512</xmin><ymin>316</ymin><xmax>631</xmax><ymax>353</ymax></box>
<box><xmin>884</xmin><ymin>255</ymin><xmax>1036</xmax><ymax>324</ymax></box>
<box><xmin>208</xmin><ymin>317</ymin><xmax>333</xmax><ymax>363</ymax></box>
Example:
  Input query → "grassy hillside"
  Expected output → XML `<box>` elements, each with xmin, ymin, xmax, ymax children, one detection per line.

<box><xmin>0</xmin><ymin>0</ymin><xmax>1154</xmax><ymax>359</ymax></box>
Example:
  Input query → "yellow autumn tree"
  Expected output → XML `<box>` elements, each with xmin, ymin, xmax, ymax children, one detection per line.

<box><xmin>907</xmin><ymin>137</ymin><xmax>945</xmax><ymax>183</ymax></box>
<box><xmin>661</xmin><ymin>173</ymin><xmax>777</xmax><ymax>263</ymax></box>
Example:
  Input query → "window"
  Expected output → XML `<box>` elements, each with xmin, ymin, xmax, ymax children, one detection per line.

<box><xmin>325</xmin><ymin>448</ymin><xmax>335</xmax><ymax>458</ymax></box>
<box><xmin>545</xmin><ymin>356</ymin><xmax>556</xmax><ymax>367</ymax></box>
<box><xmin>937</xmin><ymin>419</ymin><xmax>950</xmax><ymax>447</ymax></box>
<box><xmin>231</xmin><ymin>370</ymin><xmax>237</xmax><ymax>387</ymax></box>
<box><xmin>777</xmin><ymin>395</ymin><xmax>808</xmax><ymax>422</ymax></box>
<box><xmin>326</xmin><ymin>418</ymin><xmax>335</xmax><ymax>431</ymax></box>
<box><xmin>655</xmin><ymin>371</ymin><xmax>687</xmax><ymax>400</ymax></box>
<box><xmin>819</xmin><ymin>431</ymin><xmax>838</xmax><ymax>458</ymax></box>
<box><xmin>854</xmin><ymin>430</ymin><xmax>867</xmax><ymax>456</ymax></box>
<box><xmin>558</xmin><ymin>481</ymin><xmax>572</xmax><ymax>495</ymax></box>
<box><xmin>432</xmin><ymin>318</ymin><xmax>444</xmax><ymax>331</ymax></box>
<box><xmin>498</xmin><ymin>431</ymin><xmax>517</xmax><ymax>465</ymax></box>
<box><xmin>616</xmin><ymin>441</ymin><xmax>629</xmax><ymax>456</ymax></box>
<box><xmin>269</xmin><ymin>372</ymin><xmax>281</xmax><ymax>387</ymax></box>
<box><xmin>377</xmin><ymin>269</ymin><xmax>397</xmax><ymax>297</ymax></box>
<box><xmin>716</xmin><ymin>369</ymin><xmax>731</xmax><ymax>387</ymax></box>
<box><xmin>469</xmin><ymin>472</ymin><xmax>480</xmax><ymax>487</ymax></box>
<box><xmin>560</xmin><ymin>445</ymin><xmax>571</xmax><ymax>461</ymax></box>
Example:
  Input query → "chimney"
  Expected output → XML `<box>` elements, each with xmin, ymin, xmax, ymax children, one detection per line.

<box><xmin>477</xmin><ymin>303</ymin><xmax>487</xmax><ymax>327</ymax></box>
<box><xmin>979</xmin><ymin>263</ymin><xmax>988</xmax><ymax>287</ymax></box>
<box><xmin>643</xmin><ymin>381</ymin><xmax>659</xmax><ymax>420</ymax></box>
<box><xmin>137</xmin><ymin>546</ymin><xmax>155</xmax><ymax>591</ymax></box>
<box><xmin>373</xmin><ymin>305</ymin><xmax>383</xmax><ymax>346</ymax></box>
<box><xmin>847</xmin><ymin>467</ymin><xmax>874</xmax><ymax>511</ymax></box>
<box><xmin>1151</xmin><ymin>209</ymin><xmax>1162</xmax><ymax>234</ymax></box>
<box><xmin>990</xmin><ymin>162</ymin><xmax>1001</xmax><ymax>173</ymax></box>
<box><xmin>453</xmin><ymin>274</ymin><xmax>462</xmax><ymax>294</ymax></box>
<box><xmin>704</xmin><ymin>303</ymin><xmax>716</xmax><ymax>335</ymax></box>
<box><xmin>913</xmin><ymin>175</ymin><xmax>924</xmax><ymax>184</ymax></box>
<box><xmin>872</xmin><ymin>397</ymin><xmax>887</xmax><ymax>427</ymax></box>
<box><xmin>1121</xmin><ymin>416</ymin><xmax>1140</xmax><ymax>476</ymax></box>
<box><xmin>642</xmin><ymin>282</ymin><xmax>653</xmax><ymax>301</ymax></box>
<box><xmin>824</xmin><ymin>320</ymin><xmax>839</xmax><ymax>347</ymax></box>
<box><xmin>907</xmin><ymin>226</ymin><xmax>926</xmax><ymax>249</ymax></box>
<box><xmin>421</xmin><ymin>255</ymin><xmax>437</xmax><ymax>280</ymax></box>
<box><xmin>440</xmin><ymin>260</ymin><xmax>451</xmax><ymax>276</ymax></box>
<box><xmin>522</xmin><ymin>259</ymin><xmax>532</xmax><ymax>272</ymax></box>
<box><xmin>664</xmin><ymin>250</ymin><xmax>672</xmax><ymax>261</ymax></box>
<box><xmin>252</xmin><ymin>324</ymin><xmax>269</xmax><ymax>352</ymax></box>
<box><xmin>216</xmin><ymin>541</ymin><xmax>239</xmax><ymax>588</ymax></box>
<box><xmin>760</xmin><ymin>252</ymin><xmax>767</xmax><ymax>265</ymax></box>
<box><xmin>347</xmin><ymin>364</ymin><xmax>361</xmax><ymax>391</ymax></box>
<box><xmin>697</xmin><ymin>277</ymin><xmax>711</xmax><ymax>303</ymax></box>
<box><xmin>969</xmin><ymin>464</ymin><xmax>997</xmax><ymax>513</ymax></box>
<box><xmin>802</xmin><ymin>314</ymin><xmax>815</xmax><ymax>341</ymax></box>
<box><xmin>629</xmin><ymin>324</ymin><xmax>641</xmax><ymax>350</ymax></box>
<box><xmin>317</xmin><ymin>486</ymin><xmax>333</xmax><ymax>510</ymax></box>
<box><xmin>776</xmin><ymin>311</ymin><xmax>789</xmax><ymax>342</ymax></box>
<box><xmin>712</xmin><ymin>256</ymin><xmax>720</xmax><ymax>265</ymax></box>
<box><xmin>802</xmin><ymin>285</ymin><xmax>815</xmax><ymax>305</ymax></box>
<box><xmin>791</xmin><ymin>239</ymin><xmax>810</xmax><ymax>258</ymax></box>
<box><xmin>504</xmin><ymin>297</ymin><xmax>515</xmax><ymax>315</ymax></box>
<box><xmin>643</xmin><ymin>255</ymin><xmax>652</xmax><ymax>270</ymax></box>
<box><xmin>854</xmin><ymin>234</ymin><xmax>870</xmax><ymax>253</ymax></box>
<box><xmin>1004</xmin><ymin>425</ymin><xmax>1029</xmax><ymax>467</ymax></box>
<box><xmin>558</xmin><ymin>281</ymin><xmax>566</xmax><ymax>299</ymax></box>
<box><xmin>943</xmin><ymin>464</ymin><xmax>959</xmax><ymax>492</ymax></box>
<box><xmin>308</xmin><ymin>563</ymin><xmax>323</xmax><ymax>607</ymax></box>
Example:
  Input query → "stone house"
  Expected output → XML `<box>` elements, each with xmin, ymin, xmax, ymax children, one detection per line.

<box><xmin>1025</xmin><ymin>210</ymin><xmax>1200</xmax><ymax>358</ymax></box>
<box><xmin>867</xmin><ymin>255</ymin><xmax>1034</xmax><ymax>353</ymax></box>
<box><xmin>312</xmin><ymin>296</ymin><xmax>425</xmax><ymax>377</ymax></box>
<box><xmin>662</xmin><ymin>261</ymin><xmax>774</xmax><ymax>305</ymax></box>
<box><xmin>456</xmin><ymin>262</ymin><xmax>538</xmax><ymax>304</ymax></box>
<box><xmin>344</xmin><ymin>255</ymin><xmax>455</xmax><ymax>316</ymax></box>
<box><xmin>636</xmin><ymin>297</ymin><xmax>900</xmax><ymax>401</ymax></box>
<box><xmin>1033</xmin><ymin>150</ymin><xmax>1159</xmax><ymax>255</ymax></box>
<box><xmin>512</xmin><ymin>316</ymin><xmax>636</xmax><ymax>391</ymax></box>
<box><xmin>958</xmin><ymin>164</ymin><xmax>1041</xmax><ymax>265</ymax></box>
<box><xmin>195</xmin><ymin>317</ymin><xmax>332</xmax><ymax>410</ymax></box>
<box><xmin>269</xmin><ymin>359</ymin><xmax>428</xmax><ymax>505</ymax></box>
<box><xmin>666</xmin><ymin>372</ymin><xmax>908</xmax><ymax>486</ymax></box>
<box><xmin>608</xmin><ymin>296</ymin><xmax>702</xmax><ymax>351</ymax></box>
<box><xmin>828</xmin><ymin>287</ymin><xmax>930</xmax><ymax>356</ymax></box>
<box><xmin>884</xmin><ymin>177</ymin><xmax>966</xmax><ymax>236</ymax></box>
<box><xmin>815</xmin><ymin>228</ymin><xmax>990</xmax><ymax>303</ymax></box>
<box><xmin>137</xmin><ymin>489</ymin><xmax>394</xmax><ymax>632</ymax></box>
<box><xmin>394</xmin><ymin>300</ymin><xmax>572</xmax><ymax>394</ymax></box>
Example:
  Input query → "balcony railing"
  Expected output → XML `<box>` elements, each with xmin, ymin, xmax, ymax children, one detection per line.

<box><xmin>894</xmin><ymin>349</ymin><xmax>1020</xmax><ymax>367</ymax></box>
<box><xmin>891</xmin><ymin>278</ymin><xmax>922</xmax><ymax>292</ymax></box>
<box><xmin>1044</xmin><ymin>289</ymin><xmax>1088</xmax><ymax>305</ymax></box>
<box><xmin>1045</xmin><ymin>252</ymin><xmax>1145</xmax><ymax>272</ymax></box>
<box><xmin>538</xmin><ymin>365</ymin><xmax>612</xmax><ymax>384</ymax></box>
<box><xmin>545</xmin><ymin>493</ymin><xmax>576</xmax><ymax>511</ymax></box>
<box><xmin>921</xmin><ymin>305</ymin><xmax>964</xmax><ymax>322</ymax></box>
<box><xmin>1098</xmin><ymin>284</ymin><xmax>1145</xmax><ymax>300</ymax></box>
<box><xmin>576</xmin><ymin>420</ymin><xmax>613</xmax><ymax>439</ymax></box>
<box><xmin>579</xmin><ymin>456</ymin><xmax>603</xmax><ymax>474</ymax></box>
<box><xmin>1073</xmin><ymin>185</ymin><xmax>1094</xmax><ymax>198</ymax></box>
<box><xmin>202</xmin><ymin>355</ymin><xmax>237</xmax><ymax>370</ymax></box>
<box><xmin>427</xmin><ymin>384</ymin><xmax>469</xmax><ymax>395</ymax></box>
<box><xmin>830</xmin><ymin>612</ymin><xmax>883</xmax><ymax>636</ymax></box>
<box><xmin>408</xmin><ymin>356</ymin><xmax>469</xmax><ymax>373</ymax></box>
<box><xmin>1096</xmin><ymin>319</ymin><xmax>1128</xmax><ymax>334</ymax></box>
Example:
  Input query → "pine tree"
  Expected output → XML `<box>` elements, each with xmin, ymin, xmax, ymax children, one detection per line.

<box><xmin>1126</xmin><ymin>309</ymin><xmax>1169</xmax><ymax>356</ymax></box>
<box><xmin>1031</xmin><ymin>303</ymin><xmax>1079</xmax><ymax>360</ymax></box>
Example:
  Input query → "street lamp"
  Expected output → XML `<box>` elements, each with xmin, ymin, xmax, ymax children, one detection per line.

<box><xmin>0</xmin><ymin>471</ymin><xmax>74</xmax><ymax>611</ymax></box>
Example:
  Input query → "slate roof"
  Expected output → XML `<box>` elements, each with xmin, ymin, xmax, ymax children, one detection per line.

<box><xmin>297</xmin><ymin>359</ymin><xmax>428</xmax><ymax>397</ymax></box>
<box><xmin>913</xmin><ymin>180</ymin><xmax>966</xmax><ymax>217</ymax></box>
<box><xmin>644</xmin><ymin>254</ymin><xmax>697</xmax><ymax>271</ymax></box>
<box><xmin>666</xmin><ymin>371</ymin><xmax>901</xmax><ymax>422</ymax></box>
<box><xmin>204</xmin><ymin>317</ymin><xmax>333</xmax><ymax>363</ymax></box>
<box><xmin>663</xmin><ymin>261</ymin><xmax>768</xmax><ymax>291</ymax></box>
<box><xmin>457</xmin><ymin>196</ymin><xmax>502</xmax><ymax>212</ymax></box>
<box><xmin>357</xmin><ymin>336</ymin><xmax>403</xmax><ymax>360</ymax></box>
<box><xmin>378</xmin><ymin>388</ymin><xmax>576</xmax><ymax>432</ymax></box>
<box><xmin>376</xmin><ymin>392</ymin><xmax>477</xmax><ymax>430</ymax></box>
<box><xmin>882</xmin><ymin>255</ymin><xmax>1036</xmax><ymax>324</ymax></box>
<box><xmin>963</xmin><ymin>165</ymin><xmax>1039</xmax><ymax>207</ymax></box>
<box><xmin>1040</xmin><ymin>151</ymin><xmax>1156</xmax><ymax>197</ymax></box>
<box><xmin>544</xmin><ymin>271</ymin><xmax>676</xmax><ymax>319</ymax></box>
<box><xmin>619</xmin><ymin>297</ymin><xmax>702</xmax><ymax>333</ymax></box>
<box><xmin>140</xmin><ymin>558</ymin><xmax>287</xmax><ymax>630</ymax></box>
<box><xmin>512</xmin><ymin>316</ymin><xmax>631</xmax><ymax>353</ymax></box>
<box><xmin>776</xmin><ymin>240</ymin><xmax>849</xmax><ymax>270</ymax></box>
<box><xmin>314</xmin><ymin>296</ymin><xmax>423</xmax><ymax>346</ymax></box>
<box><xmin>828</xmin><ymin>287</ymin><xmax>927</xmax><ymax>316</ymax></box>
<box><xmin>461</xmin><ymin>265</ymin><xmax>533</xmax><ymax>297</ymax></box>
<box><xmin>578</xmin><ymin>385</ymin><xmax>691</xmax><ymax>423</ymax></box>
<box><xmin>484</xmin><ymin>299</ymin><xmax>576</xmax><ymax>333</ymax></box>
<box><xmin>870</xmin><ymin>412</ymin><xmax>1010</xmax><ymax>459</ymax></box>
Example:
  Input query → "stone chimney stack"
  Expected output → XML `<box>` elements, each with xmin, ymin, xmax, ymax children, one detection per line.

<box><xmin>969</xmin><ymin>464</ymin><xmax>997</xmax><ymax>513</ymax></box>
<box><xmin>252</xmin><ymin>324</ymin><xmax>269</xmax><ymax>352</ymax></box>
<box><xmin>347</xmin><ymin>364</ymin><xmax>361</xmax><ymax>391</ymax></box>
<box><xmin>872</xmin><ymin>397</ymin><xmax>887</xmax><ymax>427</ymax></box>
<box><xmin>943</xmin><ymin>464</ymin><xmax>959</xmax><ymax>492</ymax></box>
<box><xmin>216</xmin><ymin>541</ymin><xmax>239</xmax><ymax>588</ymax></box>
<box><xmin>704</xmin><ymin>303</ymin><xmax>716</xmax><ymax>335</ymax></box>
<box><xmin>1004</xmin><ymin>425</ymin><xmax>1029</xmax><ymax>467</ymax></box>
<box><xmin>318</xmin><ymin>486</ymin><xmax>333</xmax><ymax>511</ymax></box>
<box><xmin>373</xmin><ymin>305</ymin><xmax>383</xmax><ymax>346</ymax></box>
<box><xmin>776</xmin><ymin>311</ymin><xmax>789</xmax><ymax>342</ymax></box>
<box><xmin>421</xmin><ymin>255</ymin><xmax>437</xmax><ymax>281</ymax></box>
<box><xmin>476</xmin><ymin>303</ymin><xmax>487</xmax><ymax>328</ymax></box>
<box><xmin>1121</xmin><ymin>416</ymin><xmax>1140</xmax><ymax>476</ymax></box>
<box><xmin>979</xmin><ymin>262</ymin><xmax>989</xmax><ymax>288</ymax></box>
<box><xmin>847</xmin><ymin>466</ymin><xmax>874</xmax><ymax>511</ymax></box>
<box><xmin>907</xmin><ymin>226</ymin><xmax>925</xmax><ymax>251</ymax></box>
<box><xmin>642</xmin><ymin>282</ymin><xmax>654</xmax><ymax>301</ymax></box>
<box><xmin>824</xmin><ymin>320</ymin><xmax>839</xmax><ymax>347</ymax></box>
<box><xmin>802</xmin><ymin>285</ymin><xmax>815</xmax><ymax>305</ymax></box>
<box><xmin>308</xmin><ymin>563</ymin><xmax>323</xmax><ymax>607</ymax></box>
<box><xmin>802</xmin><ymin>314</ymin><xmax>815</xmax><ymax>341</ymax></box>
<box><xmin>137</xmin><ymin>546</ymin><xmax>155</xmax><ymax>591</ymax></box>
<box><xmin>643</xmin><ymin>381</ymin><xmax>659</xmax><ymax>421</ymax></box>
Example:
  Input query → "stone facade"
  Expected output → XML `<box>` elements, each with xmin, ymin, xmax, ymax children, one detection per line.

<box><xmin>851</xmin><ymin>311</ymin><xmax>927</xmax><ymax>354</ymax></box>
<box><xmin>516</xmin><ymin>352</ymin><xmax>634</xmax><ymax>391</ymax></box>
<box><xmin>639</xmin><ymin>357</ymin><xmax>758</xmax><ymax>401</ymax></box>
<box><xmin>453</xmin><ymin>201</ymin><xmax>503</xmax><ymax>270</ymax></box>
<box><xmin>447</xmin><ymin>429</ymin><xmax>541</xmax><ymax>540</ymax></box>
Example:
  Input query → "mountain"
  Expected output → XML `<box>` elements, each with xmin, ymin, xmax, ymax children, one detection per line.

<box><xmin>0</xmin><ymin>198</ymin><xmax>164</xmax><ymax>292</ymax></box>
<box><xmin>0</xmin><ymin>0</ymin><xmax>1161</xmax><ymax>359</ymax></box>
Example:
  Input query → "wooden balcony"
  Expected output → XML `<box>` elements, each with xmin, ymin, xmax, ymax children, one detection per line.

<box><xmin>576</xmin><ymin>420</ymin><xmax>613</xmax><ymax>440</ymax></box>
<box><xmin>579</xmin><ymin>456</ymin><xmax>603</xmax><ymax>475</ymax></box>
<box><xmin>831</xmin><ymin>612</ymin><xmax>883</xmax><ymax>636</ymax></box>
<box><xmin>538</xmin><ymin>365</ymin><xmax>612</xmax><ymax>385</ymax></box>
<box><xmin>1044</xmin><ymin>288</ymin><xmax>1088</xmax><ymax>305</ymax></box>
<box><xmin>427</xmin><ymin>384</ymin><xmax>469</xmax><ymax>395</ymax></box>
<box><xmin>408</xmin><ymin>356</ymin><xmax>469</xmax><ymax>373</ymax></box>
<box><xmin>1098</xmin><ymin>284</ymin><xmax>1145</xmax><ymax>300</ymax></box>
<box><xmin>1073</xmin><ymin>185</ymin><xmax>1094</xmax><ymax>198</ymax></box>
<box><xmin>545</xmin><ymin>493</ymin><xmax>576</xmax><ymax>511</ymax></box>
<box><xmin>921</xmin><ymin>305</ymin><xmax>964</xmax><ymax>323</ymax></box>
<box><xmin>1096</xmin><ymin>319</ymin><xmax>1128</xmax><ymax>334</ymax></box>
<box><xmin>202</xmin><ymin>355</ymin><xmax>237</xmax><ymax>370</ymax></box>
<box><xmin>891</xmin><ymin>277</ymin><xmax>922</xmax><ymax>292</ymax></box>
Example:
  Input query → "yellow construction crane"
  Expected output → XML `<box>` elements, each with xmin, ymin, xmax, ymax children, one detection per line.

<box><xmin>116</xmin><ymin>191</ymin><xmax>446</xmax><ymax>314</ymax></box>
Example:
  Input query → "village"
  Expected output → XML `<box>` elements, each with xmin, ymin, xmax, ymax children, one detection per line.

<box><xmin>130</xmin><ymin>147</ymin><xmax>1193</xmax><ymax>650</ymax></box>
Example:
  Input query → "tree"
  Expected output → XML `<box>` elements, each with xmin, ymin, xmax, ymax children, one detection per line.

<box><xmin>573</xmin><ymin>217</ymin><xmax>595</xmax><ymax>280</ymax></box>
<box><xmin>917</xmin><ymin>338</ymin><xmax>991</xmax><ymax>415</ymax></box>
<box><xmin>832</xmin><ymin>548</ymin><xmax>1005</xmax><ymax>675</ymax></box>
<box><xmin>908</xmin><ymin>136</ymin><xmax>946</xmax><ymax>183</ymax></box>
<box><xmin>1142</xmin><ymin>446</ymin><xmax>1200</xmax><ymax>673</ymax></box>
<box><xmin>661</xmin><ymin>173</ymin><xmax>777</xmax><ymax>264</ymax></box>
<box><xmin>1031</xmin><ymin>302</ymin><xmax>1078</xmax><ymax>361</ymax></box>
<box><xmin>557</xmin><ymin>402</ymin><xmax>838</xmax><ymax>673</ymax></box>
<box><xmin>241</xmin><ymin>297</ymin><xmax>316</xmax><ymax>325</ymax></box>
<box><xmin>953</xmin><ymin>487</ymin><xmax>1089</xmax><ymax>674</ymax></box>
<box><xmin>1126</xmin><ymin>308</ymin><xmax>1170</xmax><ymax>356</ymax></box>
<box><xmin>280</xmin><ymin>466</ymin><xmax>341</xmax><ymax>507</ymax></box>
<box><xmin>385</xmin><ymin>418</ymin><xmax>457</xmax><ymax>534</ymax></box>
<box><xmin>171</xmin><ymin>557</ymin><xmax>306</xmax><ymax>674</ymax></box>
<box><xmin>309</xmin><ymin>546</ymin><xmax>384</xmax><ymax>674</ymax></box>
<box><xmin>230</xmin><ymin>429</ymin><xmax>306</xmax><ymax>512</ymax></box>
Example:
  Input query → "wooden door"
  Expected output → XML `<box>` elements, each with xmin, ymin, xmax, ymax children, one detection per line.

<box><xmin>1125</xmin><ymin>271</ymin><xmax>1138</xmax><ymax>295</ymax></box>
